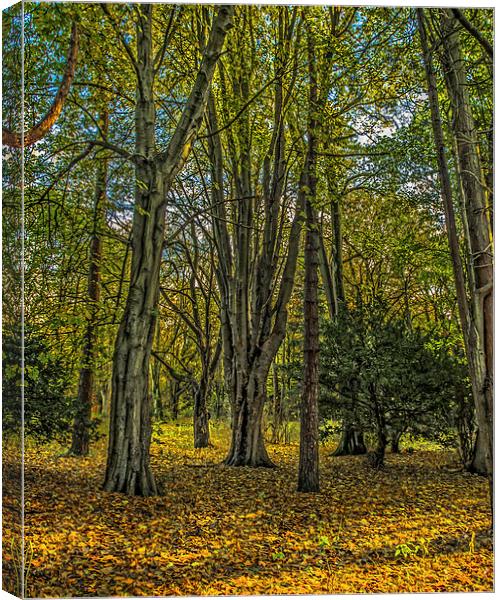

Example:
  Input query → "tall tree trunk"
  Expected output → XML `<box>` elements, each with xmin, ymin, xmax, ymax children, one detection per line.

<box><xmin>372</xmin><ymin>429</ymin><xmax>387</xmax><ymax>469</ymax></box>
<box><xmin>213</xmin><ymin>379</ymin><xmax>224</xmax><ymax>420</ymax></box>
<box><xmin>318</xmin><ymin>231</ymin><xmax>337</xmax><ymax>319</ymax></box>
<box><xmin>103</xmin><ymin>4</ymin><xmax>234</xmax><ymax>495</ymax></box>
<box><xmin>370</xmin><ymin>390</ymin><xmax>387</xmax><ymax>469</ymax></box>
<box><xmin>207</xmin><ymin>8</ymin><xmax>303</xmax><ymax>468</ymax></box>
<box><xmin>271</xmin><ymin>361</ymin><xmax>283</xmax><ymax>443</ymax></box>
<box><xmin>103</xmin><ymin>5</ymin><xmax>161</xmax><ymax>495</ymax></box>
<box><xmin>70</xmin><ymin>111</ymin><xmax>108</xmax><ymax>456</ymax></box>
<box><xmin>151</xmin><ymin>321</ymin><xmax>163</xmax><ymax>420</ymax></box>
<box><xmin>193</xmin><ymin>338</ymin><xmax>221</xmax><ymax>448</ymax></box>
<box><xmin>327</xmin><ymin>173</ymin><xmax>365</xmax><ymax>457</ymax></box>
<box><xmin>417</xmin><ymin>10</ymin><xmax>492</xmax><ymax>488</ymax></box>
<box><xmin>390</xmin><ymin>430</ymin><xmax>403</xmax><ymax>454</ymax></box>
<box><xmin>330</xmin><ymin>190</ymin><xmax>345</xmax><ymax>306</ymax></box>
<box><xmin>331</xmin><ymin>191</ymin><xmax>366</xmax><ymax>456</ymax></box>
<box><xmin>298</xmin><ymin>20</ymin><xmax>320</xmax><ymax>493</ymax></box>
<box><xmin>298</xmin><ymin>198</ymin><xmax>320</xmax><ymax>491</ymax></box>
<box><xmin>170</xmin><ymin>380</ymin><xmax>180</xmax><ymax>421</ymax></box>
<box><xmin>417</xmin><ymin>9</ymin><xmax>470</xmax><ymax>367</ymax></box>
<box><xmin>471</xmin><ymin>427</ymin><xmax>489</xmax><ymax>474</ymax></box>
<box><xmin>440</xmin><ymin>10</ymin><xmax>493</xmax><ymax>480</ymax></box>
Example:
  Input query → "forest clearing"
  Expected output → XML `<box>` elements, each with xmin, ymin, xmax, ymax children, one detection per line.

<box><xmin>3</xmin><ymin>423</ymin><xmax>493</xmax><ymax>597</ymax></box>
<box><xmin>2</xmin><ymin>2</ymin><xmax>493</xmax><ymax>597</ymax></box>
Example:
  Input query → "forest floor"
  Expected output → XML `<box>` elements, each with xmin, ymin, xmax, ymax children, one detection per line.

<box><xmin>3</xmin><ymin>422</ymin><xmax>493</xmax><ymax>597</ymax></box>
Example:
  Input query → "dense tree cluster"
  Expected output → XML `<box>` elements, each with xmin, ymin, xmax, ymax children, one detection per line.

<box><xmin>3</xmin><ymin>4</ymin><xmax>493</xmax><ymax>498</ymax></box>
<box><xmin>320</xmin><ymin>307</ymin><xmax>473</xmax><ymax>466</ymax></box>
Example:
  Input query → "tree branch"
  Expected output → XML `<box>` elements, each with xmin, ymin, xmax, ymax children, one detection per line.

<box><xmin>451</xmin><ymin>8</ymin><xmax>493</xmax><ymax>59</ymax></box>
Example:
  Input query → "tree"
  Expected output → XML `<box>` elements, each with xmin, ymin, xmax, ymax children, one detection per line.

<box><xmin>321</xmin><ymin>309</ymin><xmax>468</xmax><ymax>467</ymax></box>
<box><xmin>159</xmin><ymin>222</ymin><xmax>222</xmax><ymax>447</ymax></box>
<box><xmin>3</xmin><ymin>326</ymin><xmax>72</xmax><ymax>441</ymax></box>
<box><xmin>206</xmin><ymin>6</ymin><xmax>303</xmax><ymax>467</ymax></box>
<box><xmin>7</xmin><ymin>2</ymin><xmax>493</xmax><ymax>504</ymax></box>
<box><xmin>298</xmin><ymin>15</ymin><xmax>320</xmax><ymax>493</ymax></box>
<box><xmin>417</xmin><ymin>9</ymin><xmax>492</xmax><ymax>480</ymax></box>
<box><xmin>451</xmin><ymin>9</ymin><xmax>493</xmax><ymax>59</ymax></box>
<box><xmin>103</xmin><ymin>4</ymin><xmax>234</xmax><ymax>495</ymax></box>
<box><xmin>69</xmin><ymin>112</ymin><xmax>109</xmax><ymax>456</ymax></box>
<box><xmin>439</xmin><ymin>9</ymin><xmax>492</xmax><ymax>478</ymax></box>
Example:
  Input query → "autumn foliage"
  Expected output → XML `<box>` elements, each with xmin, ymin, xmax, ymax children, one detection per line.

<box><xmin>3</xmin><ymin>423</ymin><xmax>492</xmax><ymax>597</ymax></box>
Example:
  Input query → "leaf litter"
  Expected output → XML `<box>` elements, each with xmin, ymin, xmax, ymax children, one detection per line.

<box><xmin>3</xmin><ymin>423</ymin><xmax>492</xmax><ymax>597</ymax></box>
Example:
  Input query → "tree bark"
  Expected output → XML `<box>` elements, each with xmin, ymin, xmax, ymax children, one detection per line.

<box><xmin>151</xmin><ymin>320</ymin><xmax>163</xmax><ymax>419</ymax></box>
<box><xmin>440</xmin><ymin>10</ymin><xmax>493</xmax><ymax>480</ymax></box>
<box><xmin>331</xmin><ymin>190</ymin><xmax>345</xmax><ymax>306</ymax></box>
<box><xmin>225</xmin><ymin>365</ymin><xmax>274</xmax><ymax>467</ymax></box>
<box><xmin>390</xmin><ymin>430</ymin><xmax>403</xmax><ymax>454</ymax></box>
<box><xmin>3</xmin><ymin>22</ymin><xmax>79</xmax><ymax>147</ymax></box>
<box><xmin>298</xmin><ymin>199</ymin><xmax>320</xmax><ymax>491</ymax></box>
<box><xmin>370</xmin><ymin>391</ymin><xmax>387</xmax><ymax>469</ymax></box>
<box><xmin>193</xmin><ymin>337</ymin><xmax>221</xmax><ymax>448</ymax></box>
<box><xmin>70</xmin><ymin>112</ymin><xmax>109</xmax><ymax>456</ymax></box>
<box><xmin>270</xmin><ymin>361</ymin><xmax>284</xmax><ymax>443</ymax></box>
<box><xmin>193</xmin><ymin>382</ymin><xmax>210</xmax><ymax>448</ymax></box>
<box><xmin>470</xmin><ymin>427</ymin><xmax>489</xmax><ymax>474</ymax></box>
<box><xmin>417</xmin><ymin>10</ymin><xmax>492</xmax><ymax>486</ymax></box>
<box><xmin>318</xmin><ymin>231</ymin><xmax>337</xmax><ymax>319</ymax></box>
<box><xmin>327</xmin><ymin>174</ymin><xmax>363</xmax><ymax>456</ymax></box>
<box><xmin>170</xmin><ymin>380</ymin><xmax>180</xmax><ymax>421</ymax></box>
<box><xmin>103</xmin><ymin>4</ymin><xmax>234</xmax><ymax>495</ymax></box>
<box><xmin>372</xmin><ymin>430</ymin><xmax>387</xmax><ymax>469</ymax></box>
<box><xmin>298</xmin><ymin>19</ymin><xmax>320</xmax><ymax>493</ymax></box>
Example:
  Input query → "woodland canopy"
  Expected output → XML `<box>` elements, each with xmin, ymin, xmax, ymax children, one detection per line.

<box><xmin>2</xmin><ymin>3</ymin><xmax>493</xmax><ymax>596</ymax></box>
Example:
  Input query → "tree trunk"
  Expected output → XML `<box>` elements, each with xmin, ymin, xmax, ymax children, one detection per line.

<box><xmin>225</xmin><ymin>366</ymin><xmax>275</xmax><ymax>467</ymax></box>
<box><xmin>103</xmin><ymin>5</ymin><xmax>161</xmax><ymax>495</ymax></box>
<box><xmin>193</xmin><ymin>381</ymin><xmax>210</xmax><ymax>448</ymax></box>
<box><xmin>325</xmin><ymin>173</ymin><xmax>363</xmax><ymax>451</ymax></box>
<box><xmin>103</xmin><ymin>5</ymin><xmax>233</xmax><ymax>495</ymax></box>
<box><xmin>271</xmin><ymin>361</ymin><xmax>283</xmax><ymax>443</ymax></box>
<box><xmin>298</xmin><ymin>20</ymin><xmax>320</xmax><ymax>493</ymax></box>
<box><xmin>333</xmin><ymin>422</ymin><xmax>366</xmax><ymax>456</ymax></box>
<box><xmin>391</xmin><ymin>430</ymin><xmax>403</xmax><ymax>454</ymax></box>
<box><xmin>298</xmin><ymin>200</ymin><xmax>320</xmax><ymax>491</ymax></box>
<box><xmin>103</xmin><ymin>167</ymin><xmax>164</xmax><ymax>495</ymax></box>
<box><xmin>371</xmin><ymin>428</ymin><xmax>387</xmax><ymax>469</ymax></box>
<box><xmin>470</xmin><ymin>428</ymin><xmax>489</xmax><ymax>474</ymax></box>
<box><xmin>206</xmin><ymin>10</ymin><xmax>303</xmax><ymax>469</ymax></box>
<box><xmin>170</xmin><ymin>380</ymin><xmax>180</xmax><ymax>421</ymax></box>
<box><xmin>213</xmin><ymin>379</ymin><xmax>224</xmax><ymax>420</ymax></box>
<box><xmin>70</xmin><ymin>111</ymin><xmax>108</xmax><ymax>456</ymax></box>
<box><xmin>417</xmin><ymin>10</ymin><xmax>492</xmax><ymax>488</ymax></box>
<box><xmin>192</xmin><ymin>333</ymin><xmax>220</xmax><ymax>448</ymax></box>
<box><xmin>150</xmin><ymin>362</ymin><xmax>161</xmax><ymax>419</ymax></box>
<box><xmin>369</xmin><ymin>388</ymin><xmax>386</xmax><ymax>468</ymax></box>
<box><xmin>318</xmin><ymin>231</ymin><xmax>337</xmax><ymax>319</ymax></box>
<box><xmin>331</xmin><ymin>192</ymin><xmax>345</xmax><ymax>306</ymax></box>
<box><xmin>98</xmin><ymin>378</ymin><xmax>111</xmax><ymax>417</ymax></box>
<box><xmin>440</xmin><ymin>10</ymin><xmax>493</xmax><ymax>481</ymax></box>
